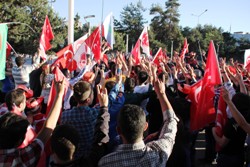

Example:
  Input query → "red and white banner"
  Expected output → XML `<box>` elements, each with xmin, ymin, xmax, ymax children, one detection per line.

<box><xmin>139</xmin><ymin>27</ymin><xmax>150</xmax><ymax>57</ymax></box>
<box><xmin>244</xmin><ymin>49</ymin><xmax>250</xmax><ymax>72</ymax></box>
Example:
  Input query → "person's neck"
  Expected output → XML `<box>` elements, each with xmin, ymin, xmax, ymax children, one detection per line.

<box><xmin>122</xmin><ymin>136</ymin><xmax>143</xmax><ymax>144</ymax></box>
<box><xmin>77</xmin><ymin>103</ymin><xmax>89</xmax><ymax>107</ymax></box>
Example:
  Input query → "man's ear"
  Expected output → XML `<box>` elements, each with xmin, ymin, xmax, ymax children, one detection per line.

<box><xmin>144</xmin><ymin>122</ymin><xmax>148</xmax><ymax>132</ymax></box>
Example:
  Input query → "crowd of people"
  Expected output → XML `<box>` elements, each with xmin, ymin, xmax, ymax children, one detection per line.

<box><xmin>0</xmin><ymin>41</ymin><xmax>250</xmax><ymax>167</ymax></box>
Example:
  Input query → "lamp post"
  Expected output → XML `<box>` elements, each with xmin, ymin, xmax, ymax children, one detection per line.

<box><xmin>191</xmin><ymin>9</ymin><xmax>208</xmax><ymax>26</ymax></box>
<box><xmin>68</xmin><ymin>0</ymin><xmax>74</xmax><ymax>45</ymax></box>
<box><xmin>83</xmin><ymin>15</ymin><xmax>95</xmax><ymax>36</ymax></box>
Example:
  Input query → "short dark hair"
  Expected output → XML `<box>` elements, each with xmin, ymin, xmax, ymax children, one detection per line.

<box><xmin>15</xmin><ymin>56</ymin><xmax>25</xmax><ymax>67</ymax></box>
<box><xmin>138</xmin><ymin>71</ymin><xmax>148</xmax><ymax>84</ymax></box>
<box><xmin>5</xmin><ymin>89</ymin><xmax>25</xmax><ymax>111</ymax></box>
<box><xmin>232</xmin><ymin>92</ymin><xmax>250</xmax><ymax>122</ymax></box>
<box><xmin>51</xmin><ymin>125</ymin><xmax>79</xmax><ymax>161</ymax></box>
<box><xmin>0</xmin><ymin>113</ymin><xmax>29</xmax><ymax>149</ymax></box>
<box><xmin>105</xmin><ymin>81</ymin><xmax>116</xmax><ymax>94</ymax></box>
<box><xmin>73</xmin><ymin>81</ymin><xmax>92</xmax><ymax>104</ymax></box>
<box><xmin>117</xmin><ymin>104</ymin><xmax>146</xmax><ymax>143</ymax></box>
<box><xmin>124</xmin><ymin>78</ymin><xmax>135</xmax><ymax>92</ymax></box>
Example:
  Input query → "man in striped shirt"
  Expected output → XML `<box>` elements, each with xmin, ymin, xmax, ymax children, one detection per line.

<box><xmin>12</xmin><ymin>54</ymin><xmax>40</xmax><ymax>88</ymax></box>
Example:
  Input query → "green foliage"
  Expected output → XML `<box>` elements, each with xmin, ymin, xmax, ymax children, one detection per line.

<box><xmin>113</xmin><ymin>31</ymin><xmax>126</xmax><ymax>52</ymax></box>
<box><xmin>114</xmin><ymin>1</ymin><xmax>147</xmax><ymax>51</ymax></box>
<box><xmin>0</xmin><ymin>0</ymin><xmax>67</xmax><ymax>54</ymax></box>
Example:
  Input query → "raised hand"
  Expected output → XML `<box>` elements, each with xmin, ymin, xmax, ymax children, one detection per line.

<box><xmin>97</xmin><ymin>84</ymin><xmax>108</xmax><ymax>107</ymax></box>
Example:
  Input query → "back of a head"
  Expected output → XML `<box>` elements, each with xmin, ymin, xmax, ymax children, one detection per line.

<box><xmin>15</xmin><ymin>56</ymin><xmax>25</xmax><ymax>67</ymax></box>
<box><xmin>138</xmin><ymin>71</ymin><xmax>148</xmax><ymax>85</ymax></box>
<box><xmin>232</xmin><ymin>92</ymin><xmax>250</xmax><ymax>122</ymax></box>
<box><xmin>0</xmin><ymin>113</ymin><xmax>29</xmax><ymax>149</ymax></box>
<box><xmin>5</xmin><ymin>89</ymin><xmax>25</xmax><ymax>111</ymax></box>
<box><xmin>51</xmin><ymin>125</ymin><xmax>80</xmax><ymax>161</ymax></box>
<box><xmin>105</xmin><ymin>81</ymin><xmax>116</xmax><ymax>95</ymax></box>
<box><xmin>61</xmin><ymin>68</ymin><xmax>70</xmax><ymax>78</ymax></box>
<box><xmin>118</xmin><ymin>104</ymin><xmax>146</xmax><ymax>143</ymax></box>
<box><xmin>73</xmin><ymin>81</ymin><xmax>92</xmax><ymax>104</ymax></box>
<box><xmin>124</xmin><ymin>78</ymin><xmax>135</xmax><ymax>92</ymax></box>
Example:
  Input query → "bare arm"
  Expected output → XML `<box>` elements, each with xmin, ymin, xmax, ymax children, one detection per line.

<box><xmin>37</xmin><ymin>78</ymin><xmax>65</xmax><ymax>144</ymax></box>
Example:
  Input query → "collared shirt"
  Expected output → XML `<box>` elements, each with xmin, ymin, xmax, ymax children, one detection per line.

<box><xmin>61</xmin><ymin>106</ymin><xmax>99</xmax><ymax>159</ymax></box>
<box><xmin>0</xmin><ymin>139</ymin><xmax>44</xmax><ymax>167</ymax></box>
<box><xmin>98</xmin><ymin>110</ymin><xmax>179</xmax><ymax>167</ymax></box>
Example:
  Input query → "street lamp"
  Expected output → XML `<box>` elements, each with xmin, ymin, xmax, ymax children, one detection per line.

<box><xmin>83</xmin><ymin>15</ymin><xmax>95</xmax><ymax>36</ymax></box>
<box><xmin>191</xmin><ymin>9</ymin><xmax>208</xmax><ymax>26</ymax></box>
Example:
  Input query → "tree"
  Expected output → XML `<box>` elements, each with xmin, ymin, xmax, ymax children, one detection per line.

<box><xmin>115</xmin><ymin>1</ymin><xmax>147</xmax><ymax>51</ymax></box>
<box><xmin>113</xmin><ymin>31</ymin><xmax>126</xmax><ymax>52</ymax></box>
<box><xmin>0</xmin><ymin>0</ymin><xmax>67</xmax><ymax>54</ymax></box>
<box><xmin>150</xmin><ymin>0</ymin><xmax>183</xmax><ymax>52</ymax></box>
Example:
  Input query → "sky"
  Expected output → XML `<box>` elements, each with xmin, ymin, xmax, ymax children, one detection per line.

<box><xmin>52</xmin><ymin>0</ymin><xmax>250</xmax><ymax>33</ymax></box>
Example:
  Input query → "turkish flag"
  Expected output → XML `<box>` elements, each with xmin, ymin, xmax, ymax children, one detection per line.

<box><xmin>214</xmin><ymin>89</ymin><xmax>227</xmax><ymax>151</ymax></box>
<box><xmin>180</xmin><ymin>38</ymin><xmax>188</xmax><ymax>60</ymax></box>
<box><xmin>152</xmin><ymin>47</ymin><xmax>164</xmax><ymax>66</ymax></box>
<box><xmin>85</xmin><ymin>26</ymin><xmax>101</xmax><ymax>61</ymax></box>
<box><xmin>139</xmin><ymin>27</ymin><xmax>150</xmax><ymax>57</ymax></box>
<box><xmin>39</xmin><ymin>15</ymin><xmax>54</xmax><ymax>60</ymax></box>
<box><xmin>52</xmin><ymin>44</ymin><xmax>77</xmax><ymax>71</ymax></box>
<box><xmin>190</xmin><ymin>41</ymin><xmax>222</xmax><ymax>131</ymax></box>
<box><xmin>46</xmin><ymin>67</ymin><xmax>68</xmax><ymax>117</ymax></box>
<box><xmin>131</xmin><ymin>39</ymin><xmax>141</xmax><ymax>65</ymax></box>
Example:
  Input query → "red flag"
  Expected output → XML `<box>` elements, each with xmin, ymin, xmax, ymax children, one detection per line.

<box><xmin>73</xmin><ymin>34</ymin><xmax>88</xmax><ymax>52</ymax></box>
<box><xmin>214</xmin><ymin>90</ymin><xmax>227</xmax><ymax>151</ymax></box>
<box><xmin>131</xmin><ymin>39</ymin><xmax>141</xmax><ymax>65</ymax></box>
<box><xmin>103</xmin><ymin>54</ymin><xmax>109</xmax><ymax>68</ymax></box>
<box><xmin>180</xmin><ymin>38</ymin><xmax>188</xmax><ymax>60</ymax></box>
<box><xmin>190</xmin><ymin>41</ymin><xmax>222</xmax><ymax>131</ymax></box>
<box><xmin>244</xmin><ymin>49</ymin><xmax>250</xmax><ymax>72</ymax></box>
<box><xmin>39</xmin><ymin>15</ymin><xmax>54</xmax><ymax>60</ymax></box>
<box><xmin>46</xmin><ymin>67</ymin><xmax>68</xmax><ymax>117</ymax></box>
<box><xmin>52</xmin><ymin>44</ymin><xmax>76</xmax><ymax>71</ymax></box>
<box><xmin>85</xmin><ymin>26</ymin><xmax>101</xmax><ymax>61</ymax></box>
<box><xmin>6</xmin><ymin>42</ymin><xmax>11</xmax><ymax>58</ymax></box>
<box><xmin>152</xmin><ymin>47</ymin><xmax>164</xmax><ymax>66</ymax></box>
<box><xmin>139</xmin><ymin>27</ymin><xmax>150</xmax><ymax>57</ymax></box>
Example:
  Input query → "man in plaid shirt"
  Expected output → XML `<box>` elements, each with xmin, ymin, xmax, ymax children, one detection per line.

<box><xmin>0</xmin><ymin>78</ymin><xmax>65</xmax><ymax>166</ymax></box>
<box><xmin>98</xmin><ymin>78</ymin><xmax>179</xmax><ymax>167</ymax></box>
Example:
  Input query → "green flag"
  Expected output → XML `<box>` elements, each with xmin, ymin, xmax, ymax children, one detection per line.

<box><xmin>0</xmin><ymin>24</ymin><xmax>8</xmax><ymax>80</ymax></box>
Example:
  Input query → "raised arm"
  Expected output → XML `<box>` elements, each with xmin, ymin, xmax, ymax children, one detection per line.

<box><xmin>37</xmin><ymin>78</ymin><xmax>65</xmax><ymax>144</ymax></box>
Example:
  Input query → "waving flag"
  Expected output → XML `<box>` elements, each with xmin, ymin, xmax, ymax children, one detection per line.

<box><xmin>103</xmin><ymin>12</ymin><xmax>115</xmax><ymax>49</ymax></box>
<box><xmin>0</xmin><ymin>24</ymin><xmax>8</xmax><ymax>80</ymax></box>
<box><xmin>180</xmin><ymin>38</ymin><xmax>188</xmax><ymax>60</ymax></box>
<box><xmin>73</xmin><ymin>34</ymin><xmax>88</xmax><ymax>52</ymax></box>
<box><xmin>152</xmin><ymin>47</ymin><xmax>164</xmax><ymax>66</ymax></box>
<box><xmin>73</xmin><ymin>42</ymin><xmax>89</xmax><ymax>70</ymax></box>
<box><xmin>190</xmin><ymin>41</ymin><xmax>222</xmax><ymax>131</ymax></box>
<box><xmin>139</xmin><ymin>27</ymin><xmax>150</xmax><ymax>57</ymax></box>
<box><xmin>39</xmin><ymin>15</ymin><xmax>54</xmax><ymax>60</ymax></box>
<box><xmin>131</xmin><ymin>39</ymin><xmax>141</xmax><ymax>65</ymax></box>
<box><xmin>244</xmin><ymin>49</ymin><xmax>250</xmax><ymax>72</ymax></box>
<box><xmin>85</xmin><ymin>26</ymin><xmax>101</xmax><ymax>61</ymax></box>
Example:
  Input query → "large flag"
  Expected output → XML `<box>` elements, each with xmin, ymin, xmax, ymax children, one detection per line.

<box><xmin>244</xmin><ymin>49</ymin><xmax>250</xmax><ymax>72</ymax></box>
<box><xmin>190</xmin><ymin>41</ymin><xmax>222</xmax><ymax>131</ymax></box>
<box><xmin>85</xmin><ymin>26</ymin><xmax>101</xmax><ymax>61</ymax></box>
<box><xmin>180</xmin><ymin>38</ymin><xmax>188</xmax><ymax>60</ymax></box>
<box><xmin>131</xmin><ymin>39</ymin><xmax>141</xmax><ymax>65</ymax></box>
<box><xmin>39</xmin><ymin>15</ymin><xmax>54</xmax><ymax>60</ymax></box>
<box><xmin>139</xmin><ymin>27</ymin><xmax>150</xmax><ymax>57</ymax></box>
<box><xmin>152</xmin><ymin>47</ymin><xmax>164</xmax><ymax>66</ymax></box>
<box><xmin>0</xmin><ymin>24</ymin><xmax>8</xmax><ymax>80</ymax></box>
<box><xmin>102</xmin><ymin>12</ymin><xmax>115</xmax><ymax>49</ymax></box>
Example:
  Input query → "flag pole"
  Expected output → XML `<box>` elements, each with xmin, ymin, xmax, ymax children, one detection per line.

<box><xmin>198</xmin><ymin>40</ymin><xmax>203</xmax><ymax>62</ymax></box>
<box><xmin>0</xmin><ymin>22</ymin><xmax>35</xmax><ymax>33</ymax></box>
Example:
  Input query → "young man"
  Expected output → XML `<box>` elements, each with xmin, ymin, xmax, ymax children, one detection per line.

<box><xmin>0</xmin><ymin>78</ymin><xmax>65</xmax><ymax>166</ymax></box>
<box><xmin>98</xmin><ymin>79</ymin><xmax>179</xmax><ymax>167</ymax></box>
<box><xmin>61</xmin><ymin>81</ymin><xmax>99</xmax><ymax>159</ymax></box>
